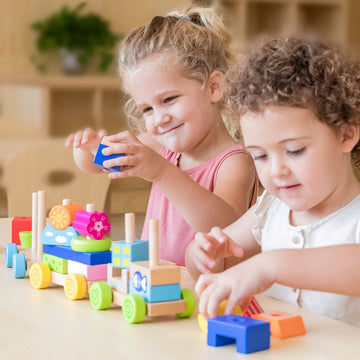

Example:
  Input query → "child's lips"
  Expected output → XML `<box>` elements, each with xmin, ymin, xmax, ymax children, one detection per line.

<box><xmin>160</xmin><ymin>124</ymin><xmax>183</xmax><ymax>135</ymax></box>
<box><xmin>279</xmin><ymin>184</ymin><xmax>301</xmax><ymax>191</ymax></box>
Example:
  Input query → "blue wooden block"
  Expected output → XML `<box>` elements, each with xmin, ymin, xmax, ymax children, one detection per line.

<box><xmin>112</xmin><ymin>240</ymin><xmax>149</xmax><ymax>268</ymax></box>
<box><xmin>93</xmin><ymin>143</ymin><xmax>124</xmax><ymax>172</ymax></box>
<box><xmin>129</xmin><ymin>275</ymin><xmax>180</xmax><ymax>303</ymax></box>
<box><xmin>43</xmin><ymin>245</ymin><xmax>111</xmax><ymax>265</ymax></box>
<box><xmin>207</xmin><ymin>314</ymin><xmax>270</xmax><ymax>354</ymax></box>
<box><xmin>41</xmin><ymin>224</ymin><xmax>79</xmax><ymax>247</ymax></box>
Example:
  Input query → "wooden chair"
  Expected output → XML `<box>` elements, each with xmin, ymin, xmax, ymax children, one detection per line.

<box><xmin>3</xmin><ymin>138</ymin><xmax>111</xmax><ymax>217</ymax></box>
<box><xmin>0</xmin><ymin>117</ymin><xmax>45</xmax><ymax>138</ymax></box>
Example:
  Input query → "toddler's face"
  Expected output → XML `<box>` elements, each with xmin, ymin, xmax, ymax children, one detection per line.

<box><xmin>241</xmin><ymin>106</ymin><xmax>349</xmax><ymax>216</ymax></box>
<box><xmin>123</xmin><ymin>56</ymin><xmax>217</xmax><ymax>153</ymax></box>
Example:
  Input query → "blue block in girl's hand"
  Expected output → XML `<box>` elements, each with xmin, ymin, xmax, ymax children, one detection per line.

<box><xmin>93</xmin><ymin>143</ymin><xmax>124</xmax><ymax>172</ymax></box>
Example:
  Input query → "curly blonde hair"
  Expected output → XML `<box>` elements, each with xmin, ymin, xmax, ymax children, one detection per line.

<box><xmin>225</xmin><ymin>37</ymin><xmax>360</xmax><ymax>166</ymax></box>
<box><xmin>118</xmin><ymin>6</ymin><xmax>238</xmax><ymax>138</ymax></box>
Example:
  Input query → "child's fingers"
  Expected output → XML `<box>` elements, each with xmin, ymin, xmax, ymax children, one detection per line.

<box><xmin>194</xmin><ymin>232</ymin><xmax>212</xmax><ymax>252</ymax></box>
<box><xmin>98</xmin><ymin>129</ymin><xmax>107</xmax><ymax>139</ymax></box>
<box><xmin>73</xmin><ymin>130</ymin><xmax>84</xmax><ymax>147</ymax></box>
<box><xmin>82</xmin><ymin>128</ymin><xmax>97</xmax><ymax>144</ymax></box>
<box><xmin>210</xmin><ymin>226</ymin><xmax>228</xmax><ymax>244</ymax></box>
<box><xmin>207</xmin><ymin>288</ymin><xmax>228</xmax><ymax>318</ymax></box>
<box><xmin>108</xmin><ymin>130</ymin><xmax>139</xmax><ymax>144</ymax></box>
<box><xmin>65</xmin><ymin>133</ymin><xmax>75</xmax><ymax>148</ymax></box>
<box><xmin>210</xmin><ymin>226</ymin><xmax>243</xmax><ymax>258</ymax></box>
<box><xmin>229</xmin><ymin>242</ymin><xmax>244</xmax><ymax>258</ymax></box>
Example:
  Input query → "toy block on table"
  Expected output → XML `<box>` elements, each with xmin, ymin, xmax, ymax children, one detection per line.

<box><xmin>129</xmin><ymin>277</ymin><xmax>181</xmax><ymax>303</ymax></box>
<box><xmin>43</xmin><ymin>244</ymin><xmax>111</xmax><ymax>265</ymax></box>
<box><xmin>251</xmin><ymin>311</ymin><xmax>306</xmax><ymax>339</ymax></box>
<box><xmin>41</xmin><ymin>224</ymin><xmax>79</xmax><ymax>247</ymax></box>
<box><xmin>112</xmin><ymin>240</ymin><xmax>149</xmax><ymax>268</ymax></box>
<box><xmin>43</xmin><ymin>253</ymin><xmax>68</xmax><ymax>274</ymax></box>
<box><xmin>129</xmin><ymin>261</ymin><xmax>181</xmax><ymax>286</ymax></box>
<box><xmin>147</xmin><ymin>299</ymin><xmax>186</xmax><ymax>317</ymax></box>
<box><xmin>243</xmin><ymin>296</ymin><xmax>264</xmax><ymax>317</ymax></box>
<box><xmin>111</xmin><ymin>213</ymin><xmax>148</xmax><ymax>268</ymax></box>
<box><xmin>207</xmin><ymin>314</ymin><xmax>270</xmax><ymax>354</ymax></box>
<box><xmin>68</xmin><ymin>260</ymin><xmax>107</xmax><ymax>281</ymax></box>
<box><xmin>72</xmin><ymin>210</ymin><xmax>110</xmax><ymax>240</ymax></box>
<box><xmin>93</xmin><ymin>136</ymin><xmax>125</xmax><ymax>172</ymax></box>
<box><xmin>12</xmin><ymin>217</ymin><xmax>32</xmax><ymax>245</ymax></box>
<box><xmin>48</xmin><ymin>200</ymin><xmax>83</xmax><ymax>230</ymax></box>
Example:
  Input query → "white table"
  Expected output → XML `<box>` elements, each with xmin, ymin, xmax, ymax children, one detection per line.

<box><xmin>1</xmin><ymin>218</ymin><xmax>360</xmax><ymax>359</ymax></box>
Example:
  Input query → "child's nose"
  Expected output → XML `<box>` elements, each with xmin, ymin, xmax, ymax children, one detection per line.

<box><xmin>154</xmin><ymin>110</ymin><xmax>171</xmax><ymax>127</ymax></box>
<box><xmin>270</xmin><ymin>157</ymin><xmax>290</xmax><ymax>177</ymax></box>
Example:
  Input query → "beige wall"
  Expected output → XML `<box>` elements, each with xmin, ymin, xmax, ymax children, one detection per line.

<box><xmin>0</xmin><ymin>0</ymin><xmax>191</xmax><ymax>78</ymax></box>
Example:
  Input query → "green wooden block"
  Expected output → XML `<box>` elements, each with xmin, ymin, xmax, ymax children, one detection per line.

<box><xmin>42</xmin><ymin>253</ymin><xmax>68</xmax><ymax>274</ymax></box>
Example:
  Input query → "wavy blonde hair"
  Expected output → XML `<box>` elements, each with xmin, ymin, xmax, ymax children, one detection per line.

<box><xmin>225</xmin><ymin>37</ymin><xmax>360</xmax><ymax>166</ymax></box>
<box><xmin>118</xmin><ymin>6</ymin><xmax>239</xmax><ymax>138</ymax></box>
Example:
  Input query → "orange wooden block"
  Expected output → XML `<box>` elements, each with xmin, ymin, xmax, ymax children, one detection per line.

<box><xmin>129</xmin><ymin>260</ymin><xmax>181</xmax><ymax>286</ymax></box>
<box><xmin>49</xmin><ymin>202</ymin><xmax>83</xmax><ymax>230</ymax></box>
<box><xmin>147</xmin><ymin>299</ymin><xmax>186</xmax><ymax>317</ymax></box>
<box><xmin>251</xmin><ymin>311</ymin><xmax>306</xmax><ymax>339</ymax></box>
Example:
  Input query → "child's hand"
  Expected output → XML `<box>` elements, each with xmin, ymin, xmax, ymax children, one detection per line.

<box><xmin>189</xmin><ymin>227</ymin><xmax>244</xmax><ymax>274</ymax></box>
<box><xmin>65</xmin><ymin>128</ymin><xmax>107</xmax><ymax>154</ymax></box>
<box><xmin>195</xmin><ymin>252</ymin><xmax>274</xmax><ymax>318</ymax></box>
<box><xmin>101</xmin><ymin>131</ymin><xmax>168</xmax><ymax>182</ymax></box>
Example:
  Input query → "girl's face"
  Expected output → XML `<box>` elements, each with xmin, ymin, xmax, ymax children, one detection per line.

<box><xmin>241</xmin><ymin>106</ymin><xmax>353</xmax><ymax>219</ymax></box>
<box><xmin>123</xmin><ymin>56</ymin><xmax>220</xmax><ymax>153</ymax></box>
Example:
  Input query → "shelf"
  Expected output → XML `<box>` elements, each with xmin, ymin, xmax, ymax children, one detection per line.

<box><xmin>206</xmin><ymin>0</ymin><xmax>349</xmax><ymax>52</ymax></box>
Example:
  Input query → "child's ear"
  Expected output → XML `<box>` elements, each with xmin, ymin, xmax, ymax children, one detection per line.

<box><xmin>341</xmin><ymin>123</ymin><xmax>360</xmax><ymax>153</ymax></box>
<box><xmin>208</xmin><ymin>70</ymin><xmax>224</xmax><ymax>103</ymax></box>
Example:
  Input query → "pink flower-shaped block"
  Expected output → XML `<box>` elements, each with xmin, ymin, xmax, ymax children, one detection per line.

<box><xmin>73</xmin><ymin>210</ymin><xmax>111</xmax><ymax>240</ymax></box>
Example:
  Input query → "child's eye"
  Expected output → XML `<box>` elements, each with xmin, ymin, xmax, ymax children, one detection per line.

<box><xmin>253</xmin><ymin>154</ymin><xmax>267</xmax><ymax>161</ymax></box>
<box><xmin>287</xmin><ymin>147</ymin><xmax>305</xmax><ymax>156</ymax></box>
<box><xmin>164</xmin><ymin>96</ymin><xmax>178</xmax><ymax>103</ymax></box>
<box><xmin>142</xmin><ymin>106</ymin><xmax>153</xmax><ymax>114</ymax></box>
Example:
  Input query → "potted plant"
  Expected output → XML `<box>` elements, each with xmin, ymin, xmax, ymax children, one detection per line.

<box><xmin>30</xmin><ymin>2</ymin><xmax>122</xmax><ymax>74</ymax></box>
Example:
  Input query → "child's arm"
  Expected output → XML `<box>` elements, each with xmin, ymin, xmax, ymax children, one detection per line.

<box><xmin>196</xmin><ymin>244</ymin><xmax>360</xmax><ymax>318</ymax></box>
<box><xmin>185</xmin><ymin>206</ymin><xmax>261</xmax><ymax>279</ymax></box>
<box><xmin>65</xmin><ymin>128</ymin><xmax>107</xmax><ymax>173</ymax></box>
<box><xmin>103</xmin><ymin>131</ymin><xmax>256</xmax><ymax>233</ymax></box>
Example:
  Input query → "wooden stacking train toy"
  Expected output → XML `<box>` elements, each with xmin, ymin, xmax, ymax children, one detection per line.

<box><xmin>4</xmin><ymin>190</ymin><xmax>195</xmax><ymax>324</ymax></box>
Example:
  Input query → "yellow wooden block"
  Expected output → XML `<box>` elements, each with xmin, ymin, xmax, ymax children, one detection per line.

<box><xmin>130</xmin><ymin>260</ymin><xmax>181</xmax><ymax>286</ymax></box>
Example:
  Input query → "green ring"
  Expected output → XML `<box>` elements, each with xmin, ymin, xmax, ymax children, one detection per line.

<box><xmin>71</xmin><ymin>236</ymin><xmax>111</xmax><ymax>253</ymax></box>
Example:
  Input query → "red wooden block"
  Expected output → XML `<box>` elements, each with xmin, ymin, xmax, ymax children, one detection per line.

<box><xmin>12</xmin><ymin>217</ymin><xmax>32</xmax><ymax>245</ymax></box>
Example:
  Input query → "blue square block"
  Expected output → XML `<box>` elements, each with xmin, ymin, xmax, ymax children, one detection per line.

<box><xmin>41</xmin><ymin>224</ymin><xmax>79</xmax><ymax>247</ymax></box>
<box><xmin>93</xmin><ymin>143</ymin><xmax>124</xmax><ymax>172</ymax></box>
<box><xmin>207</xmin><ymin>314</ymin><xmax>270</xmax><ymax>354</ymax></box>
<box><xmin>43</xmin><ymin>245</ymin><xmax>111</xmax><ymax>265</ymax></box>
<box><xmin>112</xmin><ymin>240</ymin><xmax>149</xmax><ymax>269</ymax></box>
<box><xmin>129</xmin><ymin>276</ymin><xmax>180</xmax><ymax>303</ymax></box>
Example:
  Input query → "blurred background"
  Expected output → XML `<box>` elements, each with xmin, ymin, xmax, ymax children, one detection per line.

<box><xmin>0</xmin><ymin>0</ymin><xmax>359</xmax><ymax>220</ymax></box>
